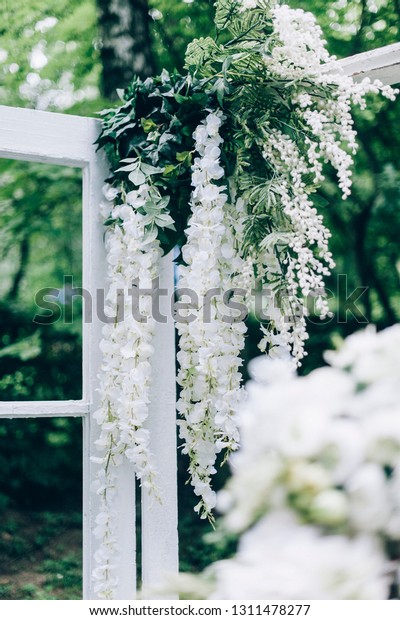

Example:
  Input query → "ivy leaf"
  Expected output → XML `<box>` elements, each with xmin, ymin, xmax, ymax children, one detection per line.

<box><xmin>176</xmin><ymin>151</ymin><xmax>193</xmax><ymax>166</ymax></box>
<box><xmin>141</xmin><ymin>163</ymin><xmax>164</xmax><ymax>175</ymax></box>
<box><xmin>129</xmin><ymin>168</ymin><xmax>146</xmax><ymax>186</ymax></box>
<box><xmin>141</xmin><ymin>118</ymin><xmax>158</xmax><ymax>133</ymax></box>
<box><xmin>191</xmin><ymin>93</ymin><xmax>209</xmax><ymax>105</ymax></box>
<box><xmin>159</xmin><ymin>132</ymin><xmax>175</xmax><ymax>145</ymax></box>
<box><xmin>174</xmin><ymin>93</ymin><xmax>189</xmax><ymax>104</ymax></box>
<box><xmin>115</xmin><ymin>162</ymin><xmax>138</xmax><ymax>172</ymax></box>
<box><xmin>103</xmin><ymin>216</ymin><xmax>116</xmax><ymax>226</ymax></box>
<box><xmin>115</xmin><ymin>123</ymin><xmax>136</xmax><ymax>138</ymax></box>
<box><xmin>163</xmin><ymin>164</ymin><xmax>177</xmax><ymax>176</ymax></box>
<box><xmin>181</xmin><ymin>125</ymin><xmax>193</xmax><ymax>137</ymax></box>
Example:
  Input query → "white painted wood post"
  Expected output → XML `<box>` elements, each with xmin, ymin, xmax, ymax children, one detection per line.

<box><xmin>84</xmin><ymin>118</ymin><xmax>137</xmax><ymax>600</ymax></box>
<box><xmin>142</xmin><ymin>255</ymin><xmax>179</xmax><ymax>597</ymax></box>
<box><xmin>84</xmin><ymin>119</ymin><xmax>179</xmax><ymax>599</ymax></box>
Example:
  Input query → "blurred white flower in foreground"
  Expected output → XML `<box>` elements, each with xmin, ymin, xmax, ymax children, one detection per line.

<box><xmin>209</xmin><ymin>513</ymin><xmax>389</xmax><ymax>600</ymax></box>
<box><xmin>172</xmin><ymin>325</ymin><xmax>400</xmax><ymax>600</ymax></box>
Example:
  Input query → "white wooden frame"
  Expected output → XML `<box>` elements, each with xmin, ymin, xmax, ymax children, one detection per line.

<box><xmin>0</xmin><ymin>106</ymin><xmax>178</xmax><ymax>599</ymax></box>
<box><xmin>0</xmin><ymin>41</ymin><xmax>398</xmax><ymax>600</ymax></box>
<box><xmin>339</xmin><ymin>42</ymin><xmax>400</xmax><ymax>85</ymax></box>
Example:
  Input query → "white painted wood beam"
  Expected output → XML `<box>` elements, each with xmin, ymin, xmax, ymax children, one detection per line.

<box><xmin>338</xmin><ymin>42</ymin><xmax>400</xmax><ymax>85</ymax></box>
<box><xmin>0</xmin><ymin>400</ymin><xmax>89</xmax><ymax>418</ymax></box>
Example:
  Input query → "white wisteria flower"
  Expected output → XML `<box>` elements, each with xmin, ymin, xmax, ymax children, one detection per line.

<box><xmin>248</xmin><ymin>3</ymin><xmax>398</xmax><ymax>365</ymax></box>
<box><xmin>92</xmin><ymin>183</ymin><xmax>161</xmax><ymax>598</ymax></box>
<box><xmin>176</xmin><ymin>111</ymin><xmax>247</xmax><ymax>518</ymax></box>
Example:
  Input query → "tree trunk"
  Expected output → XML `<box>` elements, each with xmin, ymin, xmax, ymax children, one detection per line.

<box><xmin>8</xmin><ymin>235</ymin><xmax>30</xmax><ymax>301</ymax></box>
<box><xmin>96</xmin><ymin>0</ymin><xmax>155</xmax><ymax>99</ymax></box>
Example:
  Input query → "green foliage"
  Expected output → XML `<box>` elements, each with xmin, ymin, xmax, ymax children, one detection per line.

<box><xmin>98</xmin><ymin>72</ymin><xmax>217</xmax><ymax>254</ymax></box>
<box><xmin>155</xmin><ymin>0</ymin><xmax>400</xmax><ymax>339</ymax></box>
<box><xmin>215</xmin><ymin>0</ymin><xmax>272</xmax><ymax>36</ymax></box>
<box><xmin>99</xmin><ymin>0</ymin><xmax>349</xmax><ymax>300</ymax></box>
<box><xmin>0</xmin><ymin>332</ymin><xmax>41</xmax><ymax>361</ymax></box>
<box><xmin>0</xmin><ymin>0</ymin><xmax>101</xmax><ymax>114</ymax></box>
<box><xmin>0</xmin><ymin>303</ymin><xmax>82</xmax><ymax>508</ymax></box>
<box><xmin>41</xmin><ymin>555</ymin><xmax>82</xmax><ymax>593</ymax></box>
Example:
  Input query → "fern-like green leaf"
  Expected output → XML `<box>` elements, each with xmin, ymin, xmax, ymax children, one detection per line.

<box><xmin>185</xmin><ymin>37</ymin><xmax>223</xmax><ymax>71</ymax></box>
<box><xmin>214</xmin><ymin>0</ymin><xmax>242</xmax><ymax>31</ymax></box>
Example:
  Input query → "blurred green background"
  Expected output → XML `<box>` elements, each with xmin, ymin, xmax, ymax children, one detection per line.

<box><xmin>0</xmin><ymin>0</ymin><xmax>399</xmax><ymax>599</ymax></box>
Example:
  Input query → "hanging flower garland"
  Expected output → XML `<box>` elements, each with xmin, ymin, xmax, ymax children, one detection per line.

<box><xmin>94</xmin><ymin>0</ymin><xmax>397</xmax><ymax>597</ymax></box>
<box><xmin>92</xmin><ymin>186</ymin><xmax>163</xmax><ymax>597</ymax></box>
<box><xmin>176</xmin><ymin>110</ymin><xmax>247</xmax><ymax>517</ymax></box>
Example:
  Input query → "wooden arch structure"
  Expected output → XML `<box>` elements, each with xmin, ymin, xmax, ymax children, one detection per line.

<box><xmin>0</xmin><ymin>42</ymin><xmax>399</xmax><ymax>599</ymax></box>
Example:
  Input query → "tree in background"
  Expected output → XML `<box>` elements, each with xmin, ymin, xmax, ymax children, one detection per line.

<box><xmin>96</xmin><ymin>0</ymin><xmax>155</xmax><ymax>98</ymax></box>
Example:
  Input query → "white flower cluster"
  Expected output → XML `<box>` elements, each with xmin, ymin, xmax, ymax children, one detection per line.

<box><xmin>93</xmin><ymin>184</ymin><xmax>162</xmax><ymax>598</ymax></box>
<box><xmin>209</xmin><ymin>512</ymin><xmax>389</xmax><ymax>600</ymax></box>
<box><xmin>238</xmin><ymin>0</ymin><xmax>272</xmax><ymax>12</ymax></box>
<box><xmin>176</xmin><ymin>112</ymin><xmax>247</xmax><ymax>517</ymax></box>
<box><xmin>261</xmin><ymin>130</ymin><xmax>334</xmax><ymax>362</ymax></box>
<box><xmin>238</xmin><ymin>0</ymin><xmax>260</xmax><ymax>12</ymax></box>
<box><xmin>255</xmin><ymin>4</ymin><xmax>398</xmax><ymax>364</ymax></box>
<box><xmin>224</xmin><ymin>327</ymin><xmax>400</xmax><ymax>597</ymax></box>
<box><xmin>95</xmin><ymin>0</ymin><xmax>399</xmax><ymax>595</ymax></box>
<box><xmin>267</xmin><ymin>5</ymin><xmax>331</xmax><ymax>78</ymax></box>
<box><xmin>173</xmin><ymin>325</ymin><xmax>400</xmax><ymax>599</ymax></box>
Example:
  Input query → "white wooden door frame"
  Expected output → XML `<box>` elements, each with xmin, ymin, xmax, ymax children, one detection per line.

<box><xmin>0</xmin><ymin>106</ymin><xmax>178</xmax><ymax>599</ymax></box>
<box><xmin>0</xmin><ymin>41</ymin><xmax>398</xmax><ymax>599</ymax></box>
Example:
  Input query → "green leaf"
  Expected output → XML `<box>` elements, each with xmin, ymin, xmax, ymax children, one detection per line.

<box><xmin>214</xmin><ymin>0</ymin><xmax>241</xmax><ymax>31</ymax></box>
<box><xmin>312</xmin><ymin>194</ymin><xmax>329</xmax><ymax>209</ymax></box>
<box><xmin>103</xmin><ymin>216</ymin><xmax>116</xmax><ymax>226</ymax></box>
<box><xmin>181</xmin><ymin>125</ymin><xmax>193</xmax><ymax>137</ymax></box>
<box><xmin>0</xmin><ymin>332</ymin><xmax>41</xmax><ymax>362</ymax></box>
<box><xmin>141</xmin><ymin>163</ymin><xmax>164</xmax><ymax>176</ymax></box>
<box><xmin>173</xmin><ymin>93</ymin><xmax>188</xmax><ymax>104</ymax></box>
<box><xmin>184</xmin><ymin>37</ymin><xmax>221</xmax><ymax>70</ymax></box>
<box><xmin>211</xmin><ymin>77</ymin><xmax>229</xmax><ymax>107</ymax></box>
<box><xmin>143</xmin><ymin>228</ymin><xmax>159</xmax><ymax>244</ymax></box>
<box><xmin>115</xmin><ymin>162</ymin><xmax>138</xmax><ymax>173</ymax></box>
<box><xmin>128</xmin><ymin>168</ymin><xmax>146</xmax><ymax>186</ymax></box>
<box><xmin>163</xmin><ymin>164</ymin><xmax>177</xmax><ymax>176</ymax></box>
<box><xmin>141</xmin><ymin>118</ymin><xmax>158</xmax><ymax>133</ymax></box>
<box><xmin>176</xmin><ymin>151</ymin><xmax>193</xmax><ymax>166</ymax></box>
<box><xmin>155</xmin><ymin>213</ymin><xmax>175</xmax><ymax>227</ymax></box>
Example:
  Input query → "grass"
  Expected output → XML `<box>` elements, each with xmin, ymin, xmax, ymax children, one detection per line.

<box><xmin>0</xmin><ymin>510</ymin><xmax>82</xmax><ymax>599</ymax></box>
<box><xmin>0</xmin><ymin>491</ymin><xmax>235</xmax><ymax>599</ymax></box>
